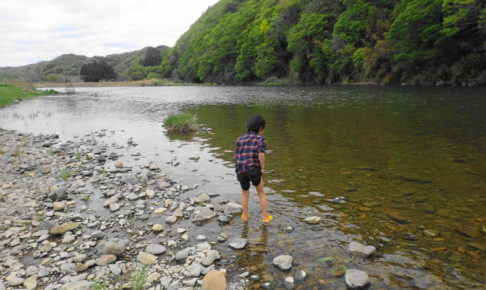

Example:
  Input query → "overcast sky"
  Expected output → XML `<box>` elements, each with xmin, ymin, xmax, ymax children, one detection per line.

<box><xmin>0</xmin><ymin>0</ymin><xmax>219</xmax><ymax>67</ymax></box>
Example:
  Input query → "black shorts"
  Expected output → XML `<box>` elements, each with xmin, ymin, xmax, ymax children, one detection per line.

<box><xmin>237</xmin><ymin>167</ymin><xmax>262</xmax><ymax>190</ymax></box>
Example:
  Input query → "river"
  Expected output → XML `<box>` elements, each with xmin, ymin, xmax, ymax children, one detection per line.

<box><xmin>1</xmin><ymin>85</ymin><xmax>485</xmax><ymax>289</ymax></box>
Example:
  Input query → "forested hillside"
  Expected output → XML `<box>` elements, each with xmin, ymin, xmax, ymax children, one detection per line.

<box><xmin>165</xmin><ymin>0</ymin><xmax>486</xmax><ymax>85</ymax></box>
<box><xmin>0</xmin><ymin>46</ymin><xmax>169</xmax><ymax>82</ymax></box>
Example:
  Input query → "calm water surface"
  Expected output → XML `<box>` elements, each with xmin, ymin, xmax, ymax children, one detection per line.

<box><xmin>1</xmin><ymin>86</ymin><xmax>485</xmax><ymax>289</ymax></box>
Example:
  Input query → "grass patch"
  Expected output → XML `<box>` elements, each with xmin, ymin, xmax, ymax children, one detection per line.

<box><xmin>0</xmin><ymin>79</ymin><xmax>57</xmax><ymax>107</ymax></box>
<box><xmin>60</xmin><ymin>168</ymin><xmax>71</xmax><ymax>181</ymax></box>
<box><xmin>163</xmin><ymin>112</ymin><xmax>198</xmax><ymax>133</ymax></box>
<box><xmin>131</xmin><ymin>266</ymin><xmax>148</xmax><ymax>290</ymax></box>
<box><xmin>75</xmin><ymin>152</ymin><xmax>81</xmax><ymax>161</ymax></box>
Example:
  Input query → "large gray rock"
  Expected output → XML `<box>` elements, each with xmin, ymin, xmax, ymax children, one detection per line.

<box><xmin>175</xmin><ymin>248</ymin><xmax>190</xmax><ymax>261</ymax></box>
<box><xmin>220</xmin><ymin>202</ymin><xmax>243</xmax><ymax>216</ymax></box>
<box><xmin>191</xmin><ymin>207</ymin><xmax>216</xmax><ymax>223</ymax></box>
<box><xmin>186</xmin><ymin>263</ymin><xmax>202</xmax><ymax>277</ymax></box>
<box><xmin>273</xmin><ymin>255</ymin><xmax>293</xmax><ymax>270</ymax></box>
<box><xmin>229</xmin><ymin>238</ymin><xmax>247</xmax><ymax>250</ymax></box>
<box><xmin>146</xmin><ymin>244</ymin><xmax>166</xmax><ymax>255</ymax></box>
<box><xmin>50</xmin><ymin>187</ymin><xmax>67</xmax><ymax>201</ymax></box>
<box><xmin>202</xmin><ymin>250</ymin><xmax>221</xmax><ymax>266</ymax></box>
<box><xmin>193</xmin><ymin>193</ymin><xmax>211</xmax><ymax>204</ymax></box>
<box><xmin>348</xmin><ymin>242</ymin><xmax>376</xmax><ymax>257</ymax></box>
<box><xmin>345</xmin><ymin>269</ymin><xmax>370</xmax><ymax>289</ymax></box>
<box><xmin>97</xmin><ymin>240</ymin><xmax>128</xmax><ymax>256</ymax></box>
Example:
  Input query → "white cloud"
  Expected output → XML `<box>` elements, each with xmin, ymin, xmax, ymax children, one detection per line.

<box><xmin>0</xmin><ymin>0</ymin><xmax>219</xmax><ymax>67</ymax></box>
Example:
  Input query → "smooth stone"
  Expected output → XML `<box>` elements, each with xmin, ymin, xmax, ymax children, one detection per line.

<box><xmin>284</xmin><ymin>276</ymin><xmax>295</xmax><ymax>289</ymax></box>
<box><xmin>74</xmin><ymin>264</ymin><xmax>89</xmax><ymax>272</ymax></box>
<box><xmin>191</xmin><ymin>207</ymin><xmax>216</xmax><ymax>223</ymax></box>
<box><xmin>114</xmin><ymin>161</ymin><xmax>124</xmax><ymax>168</ymax></box>
<box><xmin>166</xmin><ymin>216</ymin><xmax>178</xmax><ymax>224</ymax></box>
<box><xmin>187</xmin><ymin>263</ymin><xmax>202</xmax><ymax>277</ymax></box>
<box><xmin>146</xmin><ymin>244</ymin><xmax>166</xmax><ymax>255</ymax></box>
<box><xmin>294</xmin><ymin>270</ymin><xmax>307</xmax><ymax>282</ymax></box>
<box><xmin>388</xmin><ymin>212</ymin><xmax>408</xmax><ymax>224</ymax></box>
<box><xmin>229</xmin><ymin>238</ymin><xmax>247</xmax><ymax>250</ymax></box>
<box><xmin>304</xmin><ymin>216</ymin><xmax>321</xmax><ymax>224</ymax></box>
<box><xmin>218</xmin><ymin>214</ymin><xmax>232</xmax><ymax>223</ymax></box>
<box><xmin>220</xmin><ymin>202</ymin><xmax>243</xmax><ymax>216</ymax></box>
<box><xmin>50</xmin><ymin>222</ymin><xmax>79</xmax><ymax>235</ymax></box>
<box><xmin>345</xmin><ymin>269</ymin><xmax>370</xmax><ymax>289</ymax></box>
<box><xmin>97</xmin><ymin>240</ymin><xmax>127</xmax><ymax>256</ymax></box>
<box><xmin>96</xmin><ymin>254</ymin><xmax>117</xmax><ymax>266</ymax></box>
<box><xmin>175</xmin><ymin>249</ymin><xmax>189</xmax><ymax>261</ymax></box>
<box><xmin>273</xmin><ymin>255</ymin><xmax>293</xmax><ymax>270</ymax></box>
<box><xmin>103</xmin><ymin>196</ymin><xmax>118</xmax><ymax>207</ymax></box>
<box><xmin>108</xmin><ymin>264</ymin><xmax>122</xmax><ymax>276</ymax></box>
<box><xmin>154</xmin><ymin>207</ymin><xmax>167</xmax><ymax>214</ymax></box>
<box><xmin>61</xmin><ymin>280</ymin><xmax>92</xmax><ymax>290</ymax></box>
<box><xmin>109</xmin><ymin>203</ymin><xmax>120</xmax><ymax>212</ymax></box>
<box><xmin>348</xmin><ymin>241</ymin><xmax>376</xmax><ymax>257</ymax></box>
<box><xmin>202</xmin><ymin>250</ymin><xmax>221</xmax><ymax>266</ymax></box>
<box><xmin>152</xmin><ymin>224</ymin><xmax>164</xmax><ymax>232</ymax></box>
<box><xmin>193</xmin><ymin>193</ymin><xmax>211</xmax><ymax>203</ymax></box>
<box><xmin>249</xmin><ymin>275</ymin><xmax>260</xmax><ymax>281</ymax></box>
<box><xmin>50</xmin><ymin>187</ymin><xmax>67</xmax><ymax>201</ymax></box>
<box><xmin>53</xmin><ymin>201</ymin><xmax>66</xmax><ymax>211</ymax></box>
<box><xmin>468</xmin><ymin>241</ymin><xmax>486</xmax><ymax>252</ymax></box>
<box><xmin>138</xmin><ymin>252</ymin><xmax>158</xmax><ymax>265</ymax></box>
<box><xmin>196</xmin><ymin>235</ymin><xmax>207</xmax><ymax>241</ymax></box>
<box><xmin>7</xmin><ymin>276</ymin><xmax>24</xmax><ymax>286</ymax></box>
<box><xmin>217</xmin><ymin>233</ymin><xmax>228</xmax><ymax>242</ymax></box>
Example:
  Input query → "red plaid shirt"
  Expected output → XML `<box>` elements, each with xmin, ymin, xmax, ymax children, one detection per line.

<box><xmin>233</xmin><ymin>132</ymin><xmax>266</xmax><ymax>174</ymax></box>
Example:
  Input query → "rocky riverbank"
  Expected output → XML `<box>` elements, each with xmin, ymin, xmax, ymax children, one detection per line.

<box><xmin>0</xmin><ymin>128</ymin><xmax>383</xmax><ymax>290</ymax></box>
<box><xmin>0</xmin><ymin>129</ymin><xmax>253</xmax><ymax>289</ymax></box>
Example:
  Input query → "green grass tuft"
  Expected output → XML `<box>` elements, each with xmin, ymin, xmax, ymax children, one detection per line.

<box><xmin>60</xmin><ymin>168</ymin><xmax>71</xmax><ymax>181</ymax></box>
<box><xmin>163</xmin><ymin>112</ymin><xmax>198</xmax><ymax>133</ymax></box>
<box><xmin>131</xmin><ymin>266</ymin><xmax>148</xmax><ymax>290</ymax></box>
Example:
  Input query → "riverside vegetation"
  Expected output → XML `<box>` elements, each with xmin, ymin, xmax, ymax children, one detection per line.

<box><xmin>1</xmin><ymin>0</ymin><xmax>484</xmax><ymax>86</ymax></box>
<box><xmin>0</xmin><ymin>80</ymin><xmax>56</xmax><ymax>106</ymax></box>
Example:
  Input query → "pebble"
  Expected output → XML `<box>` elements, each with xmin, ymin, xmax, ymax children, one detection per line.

<box><xmin>345</xmin><ymin>269</ymin><xmax>370</xmax><ymax>289</ymax></box>
<box><xmin>304</xmin><ymin>216</ymin><xmax>321</xmax><ymax>224</ymax></box>
<box><xmin>284</xmin><ymin>276</ymin><xmax>295</xmax><ymax>289</ymax></box>
<box><xmin>348</xmin><ymin>241</ymin><xmax>376</xmax><ymax>257</ymax></box>
<box><xmin>273</xmin><ymin>255</ymin><xmax>293</xmax><ymax>270</ymax></box>
<box><xmin>152</xmin><ymin>224</ymin><xmax>164</xmax><ymax>232</ymax></box>
<box><xmin>95</xmin><ymin>254</ymin><xmax>117</xmax><ymax>266</ymax></box>
<box><xmin>166</xmin><ymin>216</ymin><xmax>178</xmax><ymax>224</ymax></box>
<box><xmin>294</xmin><ymin>270</ymin><xmax>307</xmax><ymax>281</ymax></box>
<box><xmin>229</xmin><ymin>238</ymin><xmax>247</xmax><ymax>250</ymax></box>
<box><xmin>146</xmin><ymin>244</ymin><xmax>166</xmax><ymax>255</ymax></box>
<box><xmin>138</xmin><ymin>252</ymin><xmax>158</xmax><ymax>265</ymax></box>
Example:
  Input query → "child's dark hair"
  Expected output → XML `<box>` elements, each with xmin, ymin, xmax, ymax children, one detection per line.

<box><xmin>247</xmin><ymin>115</ymin><xmax>265</xmax><ymax>133</ymax></box>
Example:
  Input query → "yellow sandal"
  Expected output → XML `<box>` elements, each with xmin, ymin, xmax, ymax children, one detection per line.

<box><xmin>241</xmin><ymin>213</ymin><xmax>250</xmax><ymax>222</ymax></box>
<box><xmin>262</xmin><ymin>215</ymin><xmax>273</xmax><ymax>223</ymax></box>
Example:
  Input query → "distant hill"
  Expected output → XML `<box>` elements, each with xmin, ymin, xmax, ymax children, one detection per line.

<box><xmin>0</xmin><ymin>46</ymin><xmax>169</xmax><ymax>82</ymax></box>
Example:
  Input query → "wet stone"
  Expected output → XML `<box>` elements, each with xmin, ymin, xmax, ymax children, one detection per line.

<box><xmin>284</xmin><ymin>276</ymin><xmax>295</xmax><ymax>289</ymax></box>
<box><xmin>229</xmin><ymin>238</ymin><xmax>247</xmax><ymax>250</ymax></box>
<box><xmin>345</xmin><ymin>269</ymin><xmax>370</xmax><ymax>289</ymax></box>
<box><xmin>294</xmin><ymin>270</ymin><xmax>307</xmax><ymax>282</ymax></box>
<box><xmin>273</xmin><ymin>255</ymin><xmax>293</xmax><ymax>270</ymax></box>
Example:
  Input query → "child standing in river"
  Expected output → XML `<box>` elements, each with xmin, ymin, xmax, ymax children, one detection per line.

<box><xmin>233</xmin><ymin>115</ymin><xmax>272</xmax><ymax>223</ymax></box>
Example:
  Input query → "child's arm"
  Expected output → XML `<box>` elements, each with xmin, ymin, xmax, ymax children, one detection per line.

<box><xmin>259</xmin><ymin>153</ymin><xmax>265</xmax><ymax>174</ymax></box>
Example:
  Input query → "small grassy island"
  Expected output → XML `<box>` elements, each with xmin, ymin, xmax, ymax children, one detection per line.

<box><xmin>163</xmin><ymin>112</ymin><xmax>198</xmax><ymax>133</ymax></box>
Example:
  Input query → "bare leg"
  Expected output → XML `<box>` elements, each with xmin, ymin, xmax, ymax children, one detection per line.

<box><xmin>255</xmin><ymin>181</ymin><xmax>268</xmax><ymax>219</ymax></box>
<box><xmin>241</xmin><ymin>190</ymin><xmax>250</xmax><ymax>221</ymax></box>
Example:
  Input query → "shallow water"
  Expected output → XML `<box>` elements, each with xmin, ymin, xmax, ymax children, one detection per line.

<box><xmin>1</xmin><ymin>85</ymin><xmax>485</xmax><ymax>288</ymax></box>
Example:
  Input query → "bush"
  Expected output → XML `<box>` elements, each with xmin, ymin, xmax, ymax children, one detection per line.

<box><xmin>146</xmin><ymin>72</ymin><xmax>162</xmax><ymax>79</ymax></box>
<box><xmin>163</xmin><ymin>113</ymin><xmax>198</xmax><ymax>133</ymax></box>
